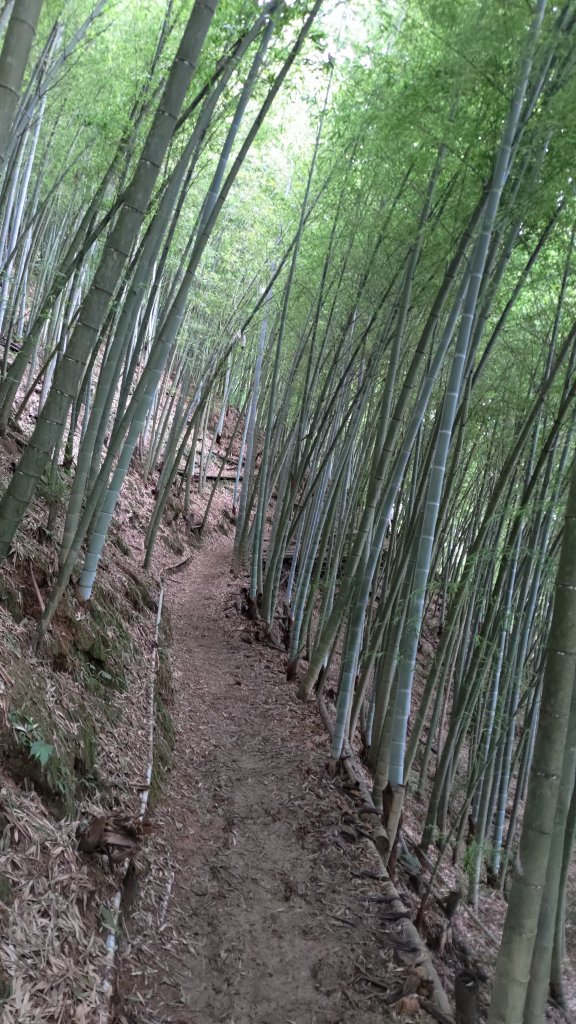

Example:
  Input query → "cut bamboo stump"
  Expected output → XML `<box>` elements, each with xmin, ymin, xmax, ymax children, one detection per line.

<box><xmin>454</xmin><ymin>970</ymin><xmax>480</xmax><ymax>1024</ymax></box>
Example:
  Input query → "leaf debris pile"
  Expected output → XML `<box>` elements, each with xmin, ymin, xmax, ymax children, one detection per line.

<box><xmin>0</xmin><ymin>785</ymin><xmax>115</xmax><ymax>1023</ymax></box>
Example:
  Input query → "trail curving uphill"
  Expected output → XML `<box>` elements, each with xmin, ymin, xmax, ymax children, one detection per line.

<box><xmin>115</xmin><ymin>534</ymin><xmax>400</xmax><ymax>1024</ymax></box>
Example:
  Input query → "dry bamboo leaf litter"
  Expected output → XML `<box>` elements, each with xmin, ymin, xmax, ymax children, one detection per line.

<box><xmin>0</xmin><ymin>786</ymin><xmax>116</xmax><ymax>1023</ymax></box>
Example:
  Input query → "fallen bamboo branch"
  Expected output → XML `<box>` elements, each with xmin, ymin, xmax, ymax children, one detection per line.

<box><xmin>317</xmin><ymin>694</ymin><xmax>454</xmax><ymax>1024</ymax></box>
<box><xmin>29</xmin><ymin>562</ymin><xmax>45</xmax><ymax>614</ymax></box>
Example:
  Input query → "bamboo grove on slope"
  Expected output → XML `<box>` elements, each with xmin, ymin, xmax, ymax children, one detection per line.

<box><xmin>0</xmin><ymin>2</ymin><xmax>574</xmax><ymax>1022</ymax></box>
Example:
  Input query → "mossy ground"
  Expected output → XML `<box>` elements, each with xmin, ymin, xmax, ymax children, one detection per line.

<box><xmin>0</xmin><ymin>511</ymin><xmax>168</xmax><ymax>816</ymax></box>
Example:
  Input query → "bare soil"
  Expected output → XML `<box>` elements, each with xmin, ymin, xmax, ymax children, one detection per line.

<box><xmin>114</xmin><ymin>534</ymin><xmax>428</xmax><ymax>1024</ymax></box>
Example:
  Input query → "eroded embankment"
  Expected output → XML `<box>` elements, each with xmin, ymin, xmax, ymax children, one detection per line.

<box><xmin>0</xmin><ymin>433</ymin><xmax>183</xmax><ymax>1022</ymax></box>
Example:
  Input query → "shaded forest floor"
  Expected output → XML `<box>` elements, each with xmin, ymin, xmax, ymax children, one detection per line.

<box><xmin>114</xmin><ymin>532</ymin><xmax>440</xmax><ymax>1024</ymax></box>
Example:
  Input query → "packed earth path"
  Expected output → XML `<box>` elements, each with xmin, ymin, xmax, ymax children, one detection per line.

<box><xmin>114</xmin><ymin>532</ymin><xmax>420</xmax><ymax>1024</ymax></box>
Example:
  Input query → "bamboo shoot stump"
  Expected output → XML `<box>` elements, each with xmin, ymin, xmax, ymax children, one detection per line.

<box><xmin>383</xmin><ymin>781</ymin><xmax>405</xmax><ymax>857</ymax></box>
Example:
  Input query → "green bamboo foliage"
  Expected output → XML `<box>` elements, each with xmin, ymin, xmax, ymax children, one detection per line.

<box><xmin>0</xmin><ymin>0</ymin><xmax>219</xmax><ymax>559</ymax></box>
<box><xmin>60</xmin><ymin>4</ymin><xmax>276</xmax><ymax>572</ymax></box>
<box><xmin>386</xmin><ymin>14</ymin><xmax>541</xmax><ymax>841</ymax></box>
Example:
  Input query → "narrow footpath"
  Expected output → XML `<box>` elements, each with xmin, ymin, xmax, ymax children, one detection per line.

<box><xmin>115</xmin><ymin>535</ymin><xmax>403</xmax><ymax>1024</ymax></box>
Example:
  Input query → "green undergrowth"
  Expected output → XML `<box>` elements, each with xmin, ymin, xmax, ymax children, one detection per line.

<box><xmin>1</xmin><ymin>621</ymin><xmax>102</xmax><ymax>816</ymax></box>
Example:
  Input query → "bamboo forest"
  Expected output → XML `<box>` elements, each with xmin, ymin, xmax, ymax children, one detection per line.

<box><xmin>0</xmin><ymin>0</ymin><xmax>575</xmax><ymax>1021</ymax></box>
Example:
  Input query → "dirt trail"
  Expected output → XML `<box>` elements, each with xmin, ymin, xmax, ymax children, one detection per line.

<box><xmin>116</xmin><ymin>534</ymin><xmax>397</xmax><ymax>1024</ymax></box>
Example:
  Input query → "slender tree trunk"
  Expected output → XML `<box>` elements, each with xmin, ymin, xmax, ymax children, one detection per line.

<box><xmin>488</xmin><ymin>447</ymin><xmax>576</xmax><ymax>1024</ymax></box>
<box><xmin>0</xmin><ymin>0</ymin><xmax>42</xmax><ymax>170</ymax></box>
